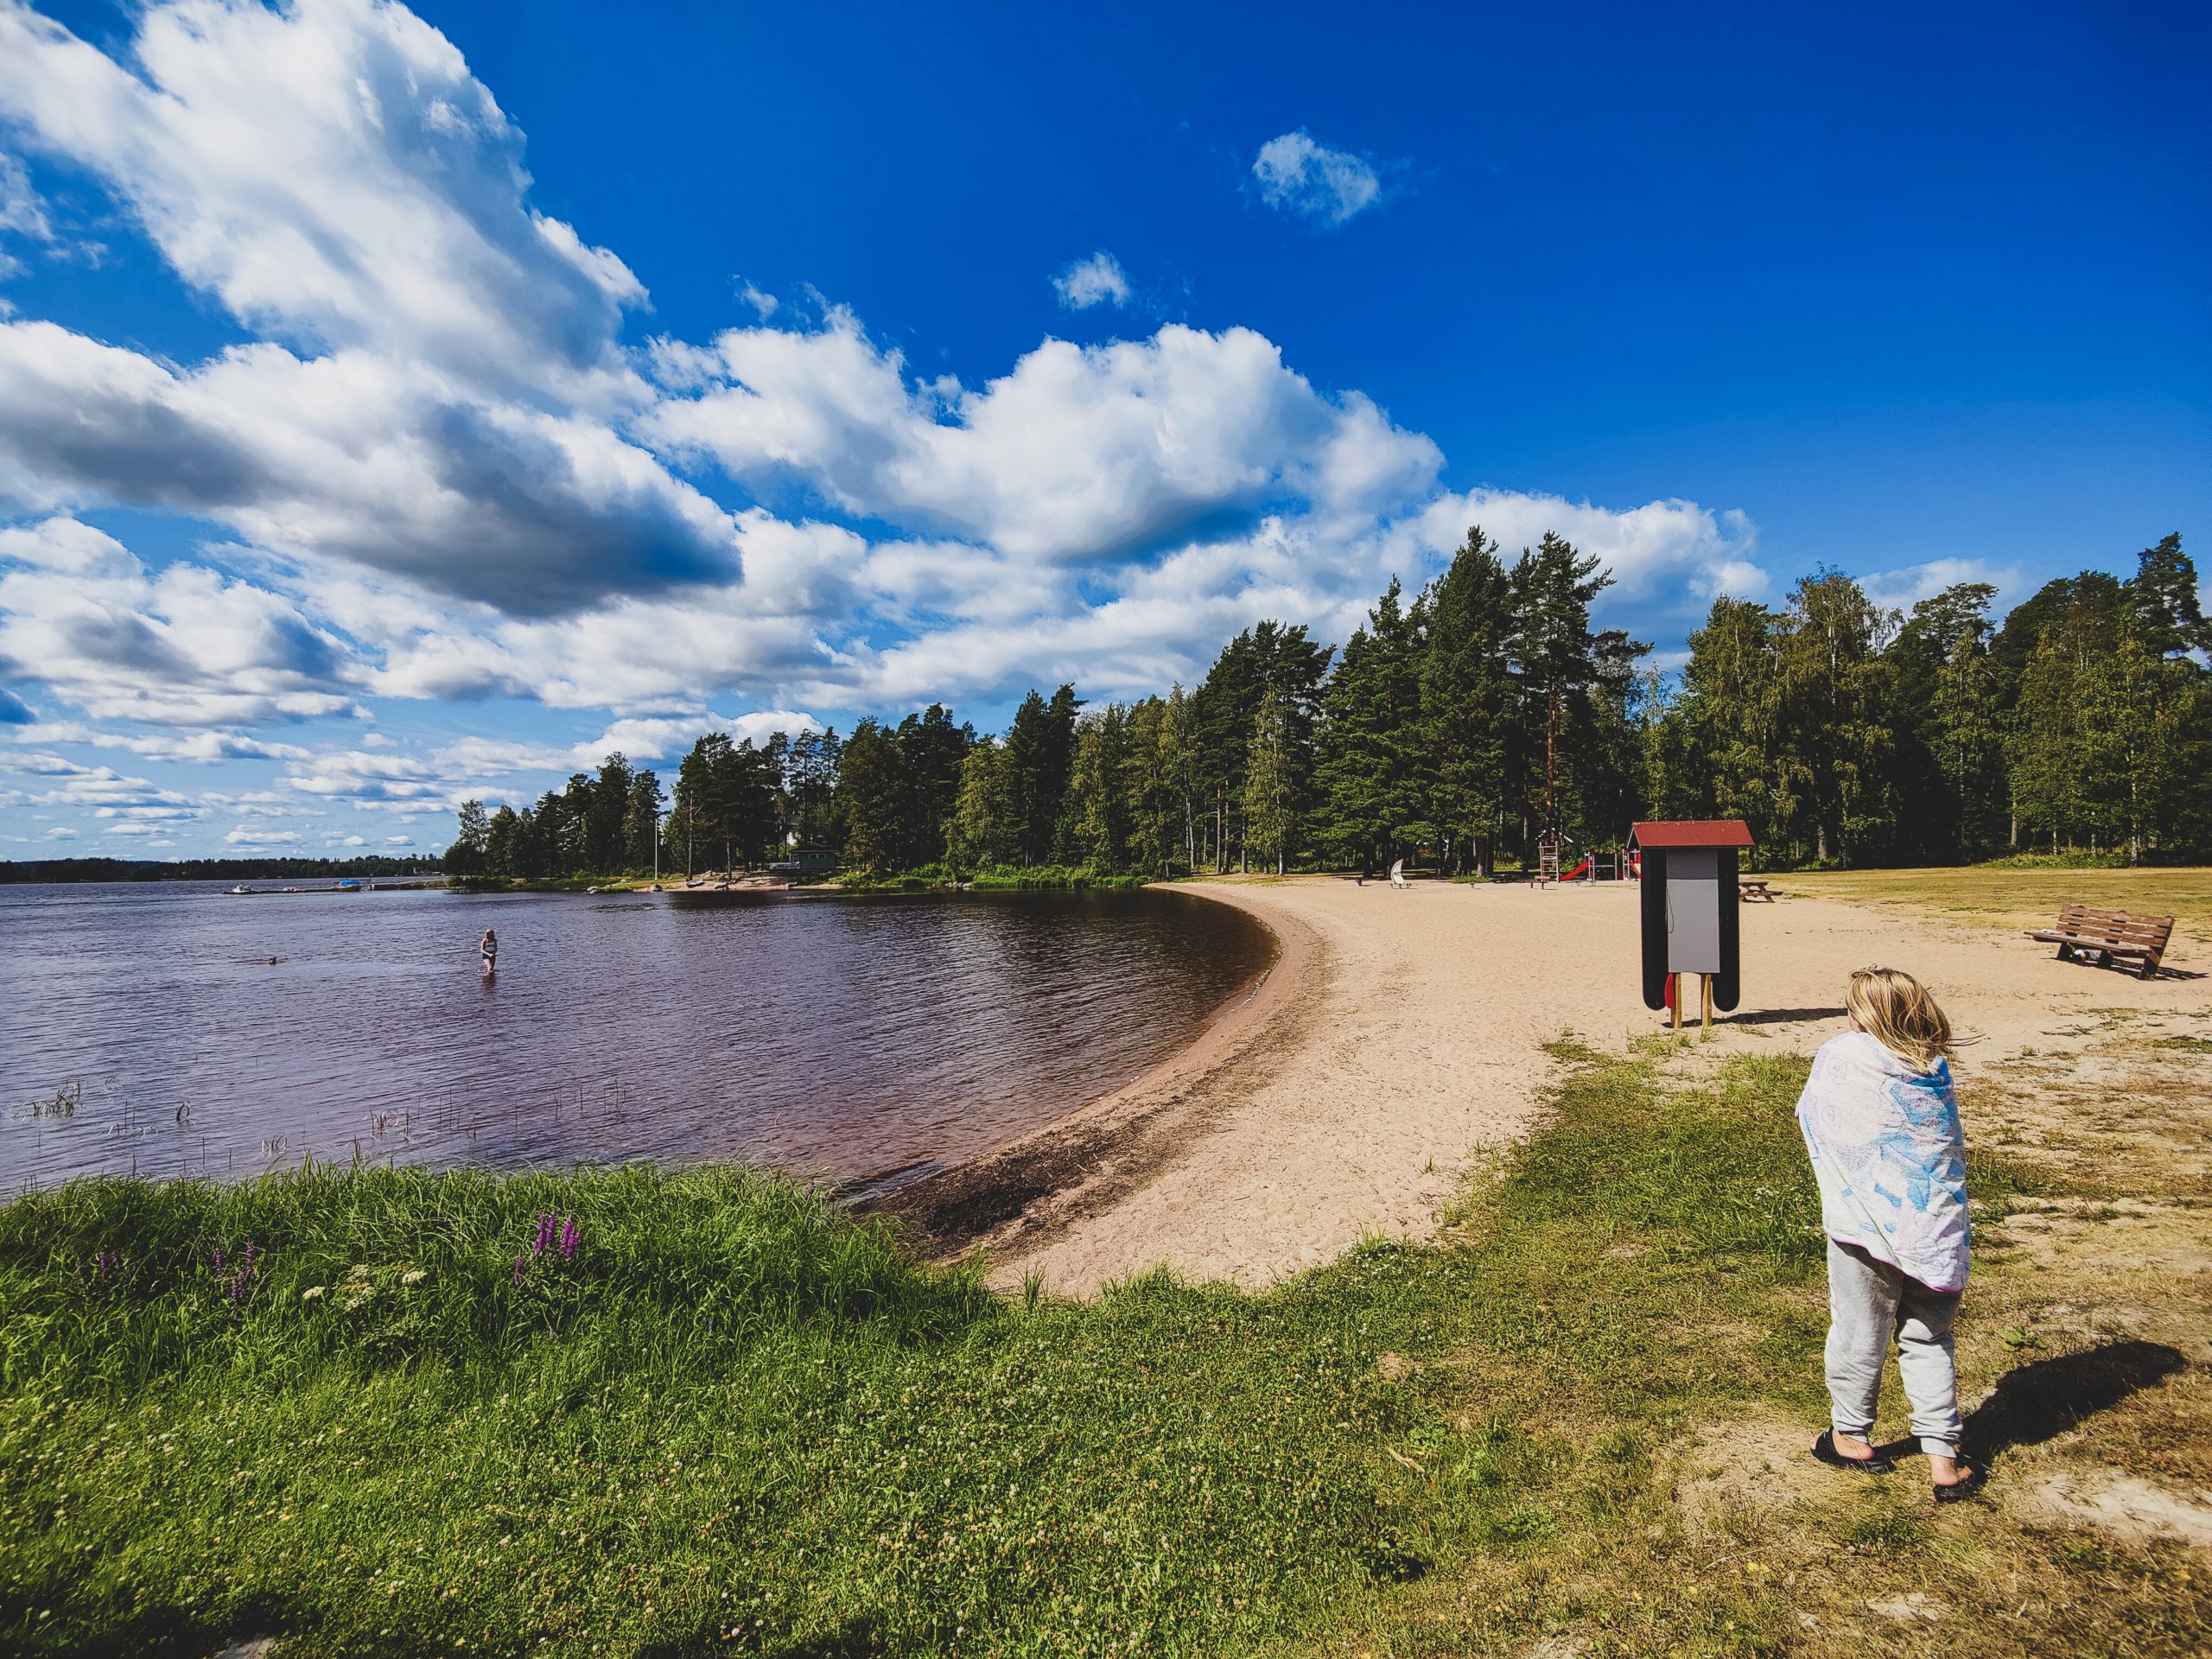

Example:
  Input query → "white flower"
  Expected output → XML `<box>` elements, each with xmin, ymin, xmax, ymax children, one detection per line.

<box><xmin>400</xmin><ymin>1269</ymin><xmax>426</xmax><ymax>1286</ymax></box>
<box><xmin>301</xmin><ymin>1286</ymin><xmax>325</xmax><ymax>1300</ymax></box>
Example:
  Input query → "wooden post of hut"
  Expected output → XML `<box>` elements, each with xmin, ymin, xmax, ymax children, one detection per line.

<box><xmin>1627</xmin><ymin>820</ymin><xmax>1755</xmax><ymax>1029</ymax></box>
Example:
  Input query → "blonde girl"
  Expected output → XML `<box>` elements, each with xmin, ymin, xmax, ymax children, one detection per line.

<box><xmin>1796</xmin><ymin>966</ymin><xmax>1984</xmax><ymax>1502</ymax></box>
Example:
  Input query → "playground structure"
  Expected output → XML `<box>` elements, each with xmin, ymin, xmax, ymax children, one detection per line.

<box><xmin>1628</xmin><ymin>819</ymin><xmax>1755</xmax><ymax>1028</ymax></box>
<box><xmin>1559</xmin><ymin>848</ymin><xmax>1635</xmax><ymax>882</ymax></box>
<box><xmin>1535</xmin><ymin>843</ymin><xmax>1637</xmax><ymax>884</ymax></box>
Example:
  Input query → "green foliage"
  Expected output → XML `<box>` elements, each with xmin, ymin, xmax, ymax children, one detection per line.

<box><xmin>1315</xmin><ymin>575</ymin><xmax>1429</xmax><ymax>872</ymax></box>
<box><xmin>1422</xmin><ymin>533</ymin><xmax>1515</xmax><ymax>873</ymax></box>
<box><xmin>1506</xmin><ymin>531</ymin><xmax>1647</xmax><ymax>853</ymax></box>
<box><xmin>1192</xmin><ymin>621</ymin><xmax>1332</xmax><ymax>872</ymax></box>
<box><xmin>1240</xmin><ymin>687</ymin><xmax>1297</xmax><ymax>874</ymax></box>
<box><xmin>1002</xmin><ymin>685</ymin><xmax>1082</xmax><ymax>866</ymax></box>
<box><xmin>442</xmin><ymin>531</ymin><xmax>2212</xmax><ymax>879</ymax></box>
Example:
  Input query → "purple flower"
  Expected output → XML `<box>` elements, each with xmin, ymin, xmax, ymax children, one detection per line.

<box><xmin>560</xmin><ymin>1216</ymin><xmax>579</xmax><ymax>1261</ymax></box>
<box><xmin>535</xmin><ymin>1212</ymin><xmax>555</xmax><ymax>1256</ymax></box>
<box><xmin>213</xmin><ymin>1248</ymin><xmax>225</xmax><ymax>1272</ymax></box>
<box><xmin>512</xmin><ymin>1249</ymin><xmax>529</xmax><ymax>1287</ymax></box>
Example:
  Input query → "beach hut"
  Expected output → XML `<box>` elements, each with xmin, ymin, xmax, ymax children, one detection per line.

<box><xmin>1627</xmin><ymin>819</ymin><xmax>1754</xmax><ymax>1026</ymax></box>
<box><xmin>767</xmin><ymin>844</ymin><xmax>842</xmax><ymax>878</ymax></box>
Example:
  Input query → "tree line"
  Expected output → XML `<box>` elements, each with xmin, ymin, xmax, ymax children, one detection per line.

<box><xmin>446</xmin><ymin>528</ymin><xmax>2210</xmax><ymax>878</ymax></box>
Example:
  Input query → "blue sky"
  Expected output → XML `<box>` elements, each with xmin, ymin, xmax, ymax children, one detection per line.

<box><xmin>0</xmin><ymin>0</ymin><xmax>2204</xmax><ymax>858</ymax></box>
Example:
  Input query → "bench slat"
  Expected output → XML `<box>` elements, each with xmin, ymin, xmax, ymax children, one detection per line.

<box><xmin>2031</xmin><ymin>902</ymin><xmax>2176</xmax><ymax>980</ymax></box>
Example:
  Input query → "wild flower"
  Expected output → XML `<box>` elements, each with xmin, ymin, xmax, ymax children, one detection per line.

<box><xmin>401</xmin><ymin>1268</ymin><xmax>426</xmax><ymax>1286</ymax></box>
<box><xmin>560</xmin><ymin>1216</ymin><xmax>580</xmax><ymax>1261</ymax></box>
<box><xmin>535</xmin><ymin>1213</ymin><xmax>556</xmax><ymax>1255</ymax></box>
<box><xmin>512</xmin><ymin>1249</ymin><xmax>529</xmax><ymax>1287</ymax></box>
<box><xmin>302</xmin><ymin>1286</ymin><xmax>325</xmax><ymax>1300</ymax></box>
<box><xmin>229</xmin><ymin>1241</ymin><xmax>257</xmax><ymax>1306</ymax></box>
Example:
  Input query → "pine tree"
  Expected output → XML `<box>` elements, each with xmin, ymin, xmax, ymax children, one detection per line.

<box><xmin>1069</xmin><ymin>704</ymin><xmax>1136</xmax><ymax>873</ymax></box>
<box><xmin>1505</xmin><ymin>531</ymin><xmax>1646</xmax><ymax>859</ymax></box>
<box><xmin>1194</xmin><ymin>623</ymin><xmax>1331</xmax><ymax>870</ymax></box>
<box><xmin>2128</xmin><ymin>531</ymin><xmax>2210</xmax><ymax>659</ymax></box>
<box><xmin>483</xmin><ymin>804</ymin><xmax>522</xmax><ymax>877</ymax></box>
<box><xmin>784</xmin><ymin>728</ymin><xmax>842</xmax><ymax>849</ymax></box>
<box><xmin>1000</xmin><ymin>686</ymin><xmax>1082</xmax><ymax>865</ymax></box>
<box><xmin>1679</xmin><ymin>598</ymin><xmax>1790</xmax><ymax>849</ymax></box>
<box><xmin>945</xmin><ymin>739</ymin><xmax>1018</xmax><ymax>872</ymax></box>
<box><xmin>448</xmin><ymin>800</ymin><xmax>490</xmax><ymax>876</ymax></box>
<box><xmin>1778</xmin><ymin>573</ymin><xmax>1897</xmax><ymax>864</ymax></box>
<box><xmin>2008</xmin><ymin>626</ymin><xmax>2089</xmax><ymax>853</ymax></box>
<box><xmin>894</xmin><ymin>704</ymin><xmax>974</xmax><ymax>869</ymax></box>
<box><xmin>1929</xmin><ymin>629</ymin><xmax>2003</xmax><ymax>856</ymax></box>
<box><xmin>1317</xmin><ymin>576</ymin><xmax>1427</xmax><ymax>871</ymax></box>
<box><xmin>621</xmin><ymin>771</ymin><xmax>664</xmax><ymax>871</ymax></box>
<box><xmin>1421</xmin><ymin>531</ymin><xmax>1515</xmax><ymax>873</ymax></box>
<box><xmin>836</xmin><ymin>720</ymin><xmax>909</xmax><ymax>874</ymax></box>
<box><xmin>1123</xmin><ymin>693</ymin><xmax>1196</xmax><ymax>876</ymax></box>
<box><xmin>1243</xmin><ymin>686</ymin><xmax>1296</xmax><ymax>874</ymax></box>
<box><xmin>1887</xmin><ymin>583</ymin><xmax>1999</xmax><ymax>861</ymax></box>
<box><xmin>582</xmin><ymin>753</ymin><xmax>633</xmax><ymax>872</ymax></box>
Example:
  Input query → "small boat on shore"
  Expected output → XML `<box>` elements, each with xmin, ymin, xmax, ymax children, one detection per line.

<box><xmin>664</xmin><ymin>874</ymin><xmax>798</xmax><ymax>906</ymax></box>
<box><xmin>229</xmin><ymin>884</ymin><xmax>254</xmax><ymax>895</ymax></box>
<box><xmin>334</xmin><ymin>879</ymin><xmax>363</xmax><ymax>892</ymax></box>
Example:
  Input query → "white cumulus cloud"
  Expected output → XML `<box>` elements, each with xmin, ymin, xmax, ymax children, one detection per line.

<box><xmin>1252</xmin><ymin>130</ymin><xmax>1386</xmax><ymax>226</ymax></box>
<box><xmin>1052</xmin><ymin>251</ymin><xmax>1133</xmax><ymax>310</ymax></box>
<box><xmin>0</xmin><ymin>0</ymin><xmax>1774</xmax><ymax>858</ymax></box>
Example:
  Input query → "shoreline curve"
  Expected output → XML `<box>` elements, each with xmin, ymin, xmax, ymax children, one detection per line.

<box><xmin>854</xmin><ymin>880</ymin><xmax>1321</xmax><ymax>1266</ymax></box>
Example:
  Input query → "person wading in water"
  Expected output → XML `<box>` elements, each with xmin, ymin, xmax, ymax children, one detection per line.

<box><xmin>480</xmin><ymin>928</ymin><xmax>499</xmax><ymax>978</ymax></box>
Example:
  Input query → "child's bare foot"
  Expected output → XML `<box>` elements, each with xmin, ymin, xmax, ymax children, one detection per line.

<box><xmin>1812</xmin><ymin>1429</ymin><xmax>1892</xmax><ymax>1471</ymax></box>
<box><xmin>1929</xmin><ymin>1452</ymin><xmax>1987</xmax><ymax>1502</ymax></box>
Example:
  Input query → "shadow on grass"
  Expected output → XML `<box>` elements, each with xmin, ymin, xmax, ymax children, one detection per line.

<box><xmin>1963</xmin><ymin>1339</ymin><xmax>2189</xmax><ymax>1460</ymax></box>
<box><xmin>1722</xmin><ymin>1006</ymin><xmax>1847</xmax><ymax>1027</ymax></box>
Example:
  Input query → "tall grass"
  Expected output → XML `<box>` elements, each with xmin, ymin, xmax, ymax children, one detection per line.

<box><xmin>0</xmin><ymin>1165</ymin><xmax>990</xmax><ymax>1395</ymax></box>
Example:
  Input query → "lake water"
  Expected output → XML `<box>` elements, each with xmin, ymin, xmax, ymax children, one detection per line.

<box><xmin>0</xmin><ymin>882</ymin><xmax>1274</xmax><ymax>1194</ymax></box>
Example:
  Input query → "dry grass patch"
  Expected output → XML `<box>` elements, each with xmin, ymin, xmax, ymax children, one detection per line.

<box><xmin>1776</xmin><ymin>866</ymin><xmax>2212</xmax><ymax>964</ymax></box>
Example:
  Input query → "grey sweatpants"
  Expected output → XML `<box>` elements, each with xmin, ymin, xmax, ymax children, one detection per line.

<box><xmin>1824</xmin><ymin>1236</ymin><xmax>1963</xmax><ymax>1458</ymax></box>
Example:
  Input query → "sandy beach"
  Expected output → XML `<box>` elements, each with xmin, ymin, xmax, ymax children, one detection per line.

<box><xmin>874</xmin><ymin>874</ymin><xmax>2207</xmax><ymax>1296</ymax></box>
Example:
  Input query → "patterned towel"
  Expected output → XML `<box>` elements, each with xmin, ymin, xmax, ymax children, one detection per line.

<box><xmin>1795</xmin><ymin>1031</ymin><xmax>1969</xmax><ymax>1292</ymax></box>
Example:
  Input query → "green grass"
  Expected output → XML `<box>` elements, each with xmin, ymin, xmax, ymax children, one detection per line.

<box><xmin>2</xmin><ymin>1046</ymin><xmax>2200</xmax><ymax>1657</ymax></box>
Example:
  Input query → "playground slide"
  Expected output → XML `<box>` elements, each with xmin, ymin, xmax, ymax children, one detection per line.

<box><xmin>1562</xmin><ymin>857</ymin><xmax>1592</xmax><ymax>880</ymax></box>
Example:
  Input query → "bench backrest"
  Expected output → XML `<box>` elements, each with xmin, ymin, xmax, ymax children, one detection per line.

<box><xmin>2052</xmin><ymin>905</ymin><xmax>2174</xmax><ymax>949</ymax></box>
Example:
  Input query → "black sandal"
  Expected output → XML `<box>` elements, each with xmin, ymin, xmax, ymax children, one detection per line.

<box><xmin>1933</xmin><ymin>1462</ymin><xmax>1986</xmax><ymax>1503</ymax></box>
<box><xmin>1812</xmin><ymin>1429</ymin><xmax>1893</xmax><ymax>1474</ymax></box>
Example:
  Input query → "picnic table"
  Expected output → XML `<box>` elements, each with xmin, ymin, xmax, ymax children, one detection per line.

<box><xmin>2027</xmin><ymin>904</ymin><xmax>2176</xmax><ymax>980</ymax></box>
<box><xmin>1739</xmin><ymin>879</ymin><xmax>1775</xmax><ymax>903</ymax></box>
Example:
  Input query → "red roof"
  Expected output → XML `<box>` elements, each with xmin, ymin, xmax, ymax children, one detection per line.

<box><xmin>1628</xmin><ymin>818</ymin><xmax>1754</xmax><ymax>849</ymax></box>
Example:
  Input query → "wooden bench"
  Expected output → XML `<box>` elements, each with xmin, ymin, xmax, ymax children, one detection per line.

<box><xmin>2027</xmin><ymin>904</ymin><xmax>2177</xmax><ymax>980</ymax></box>
<box><xmin>1738</xmin><ymin>879</ymin><xmax>1775</xmax><ymax>903</ymax></box>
